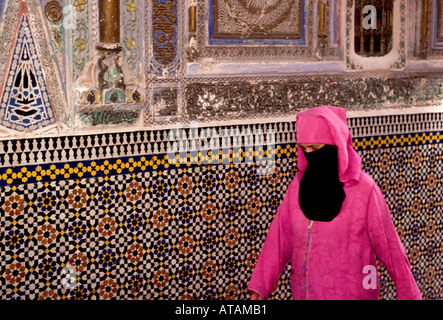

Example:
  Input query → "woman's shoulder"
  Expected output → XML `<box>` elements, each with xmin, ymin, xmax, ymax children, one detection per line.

<box><xmin>349</xmin><ymin>170</ymin><xmax>379</xmax><ymax>193</ymax></box>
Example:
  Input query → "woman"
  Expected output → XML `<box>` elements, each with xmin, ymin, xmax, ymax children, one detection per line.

<box><xmin>248</xmin><ymin>106</ymin><xmax>421</xmax><ymax>300</ymax></box>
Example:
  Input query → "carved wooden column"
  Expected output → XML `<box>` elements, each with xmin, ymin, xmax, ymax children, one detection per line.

<box><xmin>96</xmin><ymin>0</ymin><xmax>125</xmax><ymax>103</ymax></box>
<box><xmin>381</xmin><ymin>7</ymin><xmax>386</xmax><ymax>54</ymax></box>
<box><xmin>186</xmin><ymin>0</ymin><xmax>198</xmax><ymax>61</ymax></box>
<box><xmin>316</xmin><ymin>0</ymin><xmax>328</xmax><ymax>60</ymax></box>
<box><xmin>419</xmin><ymin>0</ymin><xmax>429</xmax><ymax>59</ymax></box>
<box><xmin>99</xmin><ymin>0</ymin><xmax>120</xmax><ymax>45</ymax></box>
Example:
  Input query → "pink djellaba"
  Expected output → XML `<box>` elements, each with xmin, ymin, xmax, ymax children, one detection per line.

<box><xmin>248</xmin><ymin>106</ymin><xmax>421</xmax><ymax>300</ymax></box>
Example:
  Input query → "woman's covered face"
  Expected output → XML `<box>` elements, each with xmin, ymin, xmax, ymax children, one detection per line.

<box><xmin>299</xmin><ymin>143</ymin><xmax>325</xmax><ymax>153</ymax></box>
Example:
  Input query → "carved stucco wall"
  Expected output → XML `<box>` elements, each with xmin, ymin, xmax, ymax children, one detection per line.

<box><xmin>0</xmin><ymin>0</ymin><xmax>442</xmax><ymax>300</ymax></box>
<box><xmin>0</xmin><ymin>0</ymin><xmax>442</xmax><ymax>135</ymax></box>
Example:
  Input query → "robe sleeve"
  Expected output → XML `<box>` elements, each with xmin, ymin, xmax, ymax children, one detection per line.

<box><xmin>367</xmin><ymin>183</ymin><xmax>422</xmax><ymax>300</ymax></box>
<box><xmin>247</xmin><ymin>180</ymin><xmax>295</xmax><ymax>299</ymax></box>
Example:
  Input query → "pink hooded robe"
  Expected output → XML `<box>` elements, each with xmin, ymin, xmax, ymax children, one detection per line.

<box><xmin>248</xmin><ymin>106</ymin><xmax>422</xmax><ymax>300</ymax></box>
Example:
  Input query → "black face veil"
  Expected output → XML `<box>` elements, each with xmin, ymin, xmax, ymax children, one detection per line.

<box><xmin>298</xmin><ymin>144</ymin><xmax>346</xmax><ymax>222</ymax></box>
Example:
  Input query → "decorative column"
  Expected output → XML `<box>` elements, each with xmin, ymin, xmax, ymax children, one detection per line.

<box><xmin>359</xmin><ymin>1</ymin><xmax>364</xmax><ymax>54</ymax></box>
<box><xmin>186</xmin><ymin>0</ymin><xmax>198</xmax><ymax>61</ymax></box>
<box><xmin>316</xmin><ymin>0</ymin><xmax>328</xmax><ymax>60</ymax></box>
<box><xmin>419</xmin><ymin>0</ymin><xmax>429</xmax><ymax>59</ymax></box>
<box><xmin>96</xmin><ymin>0</ymin><xmax>125</xmax><ymax>103</ymax></box>
<box><xmin>77</xmin><ymin>0</ymin><xmax>143</xmax><ymax>129</ymax></box>
<box><xmin>188</xmin><ymin>0</ymin><xmax>196</xmax><ymax>34</ymax></box>
<box><xmin>98</xmin><ymin>0</ymin><xmax>120</xmax><ymax>45</ymax></box>
<box><xmin>380</xmin><ymin>8</ymin><xmax>386</xmax><ymax>54</ymax></box>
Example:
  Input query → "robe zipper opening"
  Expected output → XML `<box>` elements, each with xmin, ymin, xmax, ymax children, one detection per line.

<box><xmin>304</xmin><ymin>220</ymin><xmax>315</xmax><ymax>300</ymax></box>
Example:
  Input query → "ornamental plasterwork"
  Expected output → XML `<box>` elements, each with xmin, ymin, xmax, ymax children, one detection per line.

<box><xmin>193</xmin><ymin>0</ymin><xmax>320</xmax><ymax>61</ymax></box>
<box><xmin>144</xmin><ymin>0</ymin><xmax>186</xmax><ymax>126</ymax></box>
<box><xmin>71</xmin><ymin>0</ymin><xmax>145</xmax><ymax>130</ymax></box>
<box><xmin>184</xmin><ymin>72</ymin><xmax>443</xmax><ymax>123</ymax></box>
<box><xmin>0</xmin><ymin>0</ymin><xmax>443</xmax><ymax>136</ymax></box>
<box><xmin>43</xmin><ymin>0</ymin><xmax>66</xmax><ymax>86</ymax></box>
<box><xmin>121</xmin><ymin>0</ymin><xmax>144</xmax><ymax>76</ymax></box>
<box><xmin>399</xmin><ymin>0</ymin><xmax>442</xmax><ymax>60</ymax></box>
<box><xmin>69</xmin><ymin>0</ymin><xmax>90</xmax><ymax>82</ymax></box>
<box><xmin>0</xmin><ymin>0</ymin><xmax>69</xmax><ymax>136</ymax></box>
<box><xmin>147</xmin><ymin>0</ymin><xmax>184</xmax><ymax>78</ymax></box>
<box><xmin>211</xmin><ymin>0</ymin><xmax>304</xmax><ymax>41</ymax></box>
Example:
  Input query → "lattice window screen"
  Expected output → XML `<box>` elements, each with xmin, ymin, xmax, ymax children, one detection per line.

<box><xmin>354</xmin><ymin>0</ymin><xmax>393</xmax><ymax>56</ymax></box>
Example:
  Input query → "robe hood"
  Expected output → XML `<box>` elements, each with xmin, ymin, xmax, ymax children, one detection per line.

<box><xmin>296</xmin><ymin>106</ymin><xmax>362</xmax><ymax>184</ymax></box>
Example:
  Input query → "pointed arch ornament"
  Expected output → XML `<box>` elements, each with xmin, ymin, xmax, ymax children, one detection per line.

<box><xmin>0</xmin><ymin>0</ymin><xmax>68</xmax><ymax>133</ymax></box>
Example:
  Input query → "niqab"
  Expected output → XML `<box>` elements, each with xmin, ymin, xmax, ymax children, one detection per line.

<box><xmin>298</xmin><ymin>144</ymin><xmax>346</xmax><ymax>222</ymax></box>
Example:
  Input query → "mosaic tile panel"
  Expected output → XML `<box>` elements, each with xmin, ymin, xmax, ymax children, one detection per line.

<box><xmin>0</xmin><ymin>0</ymin><xmax>69</xmax><ymax>134</ymax></box>
<box><xmin>359</xmin><ymin>139</ymin><xmax>443</xmax><ymax>300</ymax></box>
<box><xmin>0</xmin><ymin>116</ymin><xmax>442</xmax><ymax>300</ymax></box>
<box><xmin>0</xmin><ymin>147</ymin><xmax>296</xmax><ymax>299</ymax></box>
<box><xmin>0</xmin><ymin>13</ymin><xmax>56</xmax><ymax>132</ymax></box>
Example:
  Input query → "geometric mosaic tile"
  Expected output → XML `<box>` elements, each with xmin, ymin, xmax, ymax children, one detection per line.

<box><xmin>0</xmin><ymin>117</ymin><xmax>442</xmax><ymax>300</ymax></box>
